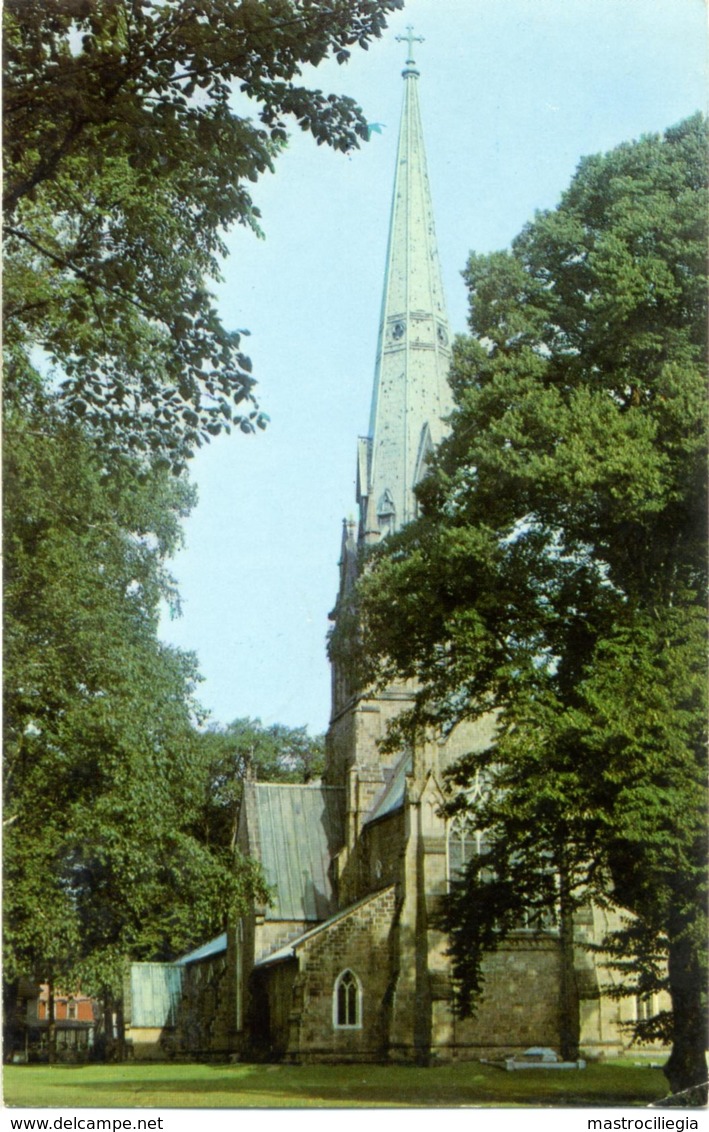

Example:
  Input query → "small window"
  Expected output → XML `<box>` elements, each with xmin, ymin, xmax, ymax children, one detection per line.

<box><xmin>636</xmin><ymin>994</ymin><xmax>656</xmax><ymax>1022</ymax></box>
<box><xmin>447</xmin><ymin>814</ymin><xmax>489</xmax><ymax>883</ymax></box>
<box><xmin>377</xmin><ymin>489</ymin><xmax>396</xmax><ymax>538</ymax></box>
<box><xmin>333</xmin><ymin>969</ymin><xmax>361</xmax><ymax>1029</ymax></box>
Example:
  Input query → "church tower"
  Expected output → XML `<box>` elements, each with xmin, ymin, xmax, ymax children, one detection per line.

<box><xmin>329</xmin><ymin>30</ymin><xmax>454</xmax><ymax>732</ymax></box>
<box><xmin>358</xmin><ymin>29</ymin><xmax>453</xmax><ymax>545</ymax></box>
<box><xmin>326</xmin><ymin>28</ymin><xmax>457</xmax><ymax>878</ymax></box>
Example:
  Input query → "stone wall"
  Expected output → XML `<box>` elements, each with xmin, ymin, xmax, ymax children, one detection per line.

<box><xmin>433</xmin><ymin>935</ymin><xmax>565</xmax><ymax>1059</ymax></box>
<box><xmin>249</xmin><ymin>959</ymin><xmax>299</xmax><ymax>1059</ymax></box>
<box><xmin>174</xmin><ymin>952</ymin><xmax>232</xmax><ymax>1056</ymax></box>
<box><xmin>260</xmin><ymin>886</ymin><xmax>398</xmax><ymax>1062</ymax></box>
<box><xmin>326</xmin><ymin>687</ymin><xmax>415</xmax><ymax>794</ymax></box>
<box><xmin>123</xmin><ymin>1026</ymin><xmax>167</xmax><ymax>1060</ymax></box>
<box><xmin>359</xmin><ymin>810</ymin><xmax>405</xmax><ymax>894</ymax></box>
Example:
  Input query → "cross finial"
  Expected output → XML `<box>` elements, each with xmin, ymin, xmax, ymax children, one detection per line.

<box><xmin>396</xmin><ymin>25</ymin><xmax>424</xmax><ymax>66</ymax></box>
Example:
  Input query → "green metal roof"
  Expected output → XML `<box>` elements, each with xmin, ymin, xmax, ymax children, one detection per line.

<box><xmin>246</xmin><ymin>783</ymin><xmax>345</xmax><ymax>921</ymax></box>
<box><xmin>129</xmin><ymin>963</ymin><xmax>183</xmax><ymax>1028</ymax></box>
<box><xmin>178</xmin><ymin>933</ymin><xmax>227</xmax><ymax>966</ymax></box>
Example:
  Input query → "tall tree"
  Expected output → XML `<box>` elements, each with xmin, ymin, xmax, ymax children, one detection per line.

<box><xmin>3</xmin><ymin>394</ymin><xmax>265</xmax><ymax>1046</ymax></box>
<box><xmin>4</xmin><ymin>0</ymin><xmax>402</xmax><ymax>466</ymax></box>
<box><xmin>3</xmin><ymin>0</ymin><xmax>399</xmax><ymax>1051</ymax></box>
<box><xmin>356</xmin><ymin>116</ymin><xmax>708</xmax><ymax>1100</ymax></box>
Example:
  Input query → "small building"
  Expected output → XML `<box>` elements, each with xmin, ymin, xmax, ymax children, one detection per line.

<box><xmin>37</xmin><ymin>984</ymin><xmax>95</xmax><ymax>1025</ymax></box>
<box><xmin>124</xmin><ymin>935</ymin><xmax>234</xmax><ymax>1058</ymax></box>
<box><xmin>9</xmin><ymin>983</ymin><xmax>96</xmax><ymax>1062</ymax></box>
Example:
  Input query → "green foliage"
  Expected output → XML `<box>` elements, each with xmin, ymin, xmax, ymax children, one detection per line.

<box><xmin>191</xmin><ymin>717</ymin><xmax>325</xmax><ymax>848</ymax></box>
<box><xmin>2</xmin><ymin>0</ymin><xmax>399</xmax><ymax>1016</ymax></box>
<box><xmin>358</xmin><ymin>116</ymin><xmax>708</xmax><ymax>1096</ymax></box>
<box><xmin>3</xmin><ymin>0</ymin><xmax>402</xmax><ymax>466</ymax></box>
<box><xmin>3</xmin><ymin>394</ymin><xmax>266</xmax><ymax>998</ymax></box>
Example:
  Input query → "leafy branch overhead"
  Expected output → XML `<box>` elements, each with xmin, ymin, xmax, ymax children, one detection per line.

<box><xmin>4</xmin><ymin>0</ymin><xmax>403</xmax><ymax>466</ymax></box>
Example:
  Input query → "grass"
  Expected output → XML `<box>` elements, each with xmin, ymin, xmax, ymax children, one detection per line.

<box><xmin>4</xmin><ymin>1059</ymin><xmax>669</xmax><ymax>1109</ymax></box>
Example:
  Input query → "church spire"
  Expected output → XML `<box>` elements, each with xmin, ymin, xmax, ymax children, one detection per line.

<box><xmin>358</xmin><ymin>29</ymin><xmax>452</xmax><ymax>545</ymax></box>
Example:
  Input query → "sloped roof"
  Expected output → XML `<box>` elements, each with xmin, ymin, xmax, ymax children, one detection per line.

<box><xmin>365</xmin><ymin>751</ymin><xmax>411</xmax><ymax>825</ymax></box>
<box><xmin>245</xmin><ymin>782</ymin><xmax>345</xmax><ymax>921</ymax></box>
<box><xmin>177</xmin><ymin>933</ymin><xmax>227</xmax><ymax>966</ymax></box>
<box><xmin>255</xmin><ymin>886</ymin><xmax>396</xmax><ymax>968</ymax></box>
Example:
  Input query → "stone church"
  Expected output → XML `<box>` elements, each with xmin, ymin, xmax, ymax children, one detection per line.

<box><xmin>125</xmin><ymin>36</ymin><xmax>664</xmax><ymax>1064</ymax></box>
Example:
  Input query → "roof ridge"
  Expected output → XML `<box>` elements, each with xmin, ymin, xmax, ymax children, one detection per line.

<box><xmin>252</xmin><ymin>781</ymin><xmax>345</xmax><ymax>791</ymax></box>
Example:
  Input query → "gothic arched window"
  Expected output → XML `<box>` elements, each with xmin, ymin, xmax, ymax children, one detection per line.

<box><xmin>333</xmin><ymin>969</ymin><xmax>361</xmax><ymax>1029</ymax></box>
<box><xmin>447</xmin><ymin>813</ymin><xmax>491</xmax><ymax>886</ymax></box>
<box><xmin>448</xmin><ymin>811</ymin><xmax>558</xmax><ymax>930</ymax></box>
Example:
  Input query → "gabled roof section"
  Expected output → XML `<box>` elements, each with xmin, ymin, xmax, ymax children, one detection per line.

<box><xmin>177</xmin><ymin>933</ymin><xmax>227</xmax><ymax>966</ymax></box>
<box><xmin>245</xmin><ymin>782</ymin><xmax>345</xmax><ymax>921</ymax></box>
<box><xmin>255</xmin><ymin>886</ymin><xmax>396</xmax><ymax>968</ymax></box>
<box><xmin>365</xmin><ymin>750</ymin><xmax>412</xmax><ymax>825</ymax></box>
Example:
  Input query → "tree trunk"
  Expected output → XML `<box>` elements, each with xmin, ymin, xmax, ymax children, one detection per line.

<box><xmin>47</xmin><ymin>978</ymin><xmax>57</xmax><ymax>1064</ymax></box>
<box><xmin>102</xmin><ymin>991</ymin><xmax>116</xmax><ymax>1062</ymax></box>
<box><xmin>663</xmin><ymin>928</ymin><xmax>707</xmax><ymax>1105</ymax></box>
<box><xmin>115</xmin><ymin>996</ymin><xmax>126</xmax><ymax>1062</ymax></box>
<box><xmin>3</xmin><ymin>979</ymin><xmax>20</xmax><ymax>1062</ymax></box>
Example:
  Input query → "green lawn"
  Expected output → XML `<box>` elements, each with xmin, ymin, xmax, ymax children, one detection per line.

<box><xmin>4</xmin><ymin>1060</ymin><xmax>669</xmax><ymax>1108</ymax></box>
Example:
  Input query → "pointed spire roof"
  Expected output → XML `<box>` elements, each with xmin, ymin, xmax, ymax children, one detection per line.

<box><xmin>358</xmin><ymin>30</ymin><xmax>453</xmax><ymax>544</ymax></box>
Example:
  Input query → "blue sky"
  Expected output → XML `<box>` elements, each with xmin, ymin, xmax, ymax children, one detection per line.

<box><xmin>159</xmin><ymin>0</ymin><xmax>708</xmax><ymax>737</ymax></box>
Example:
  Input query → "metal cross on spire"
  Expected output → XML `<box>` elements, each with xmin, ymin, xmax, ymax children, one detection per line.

<box><xmin>396</xmin><ymin>25</ymin><xmax>424</xmax><ymax>65</ymax></box>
